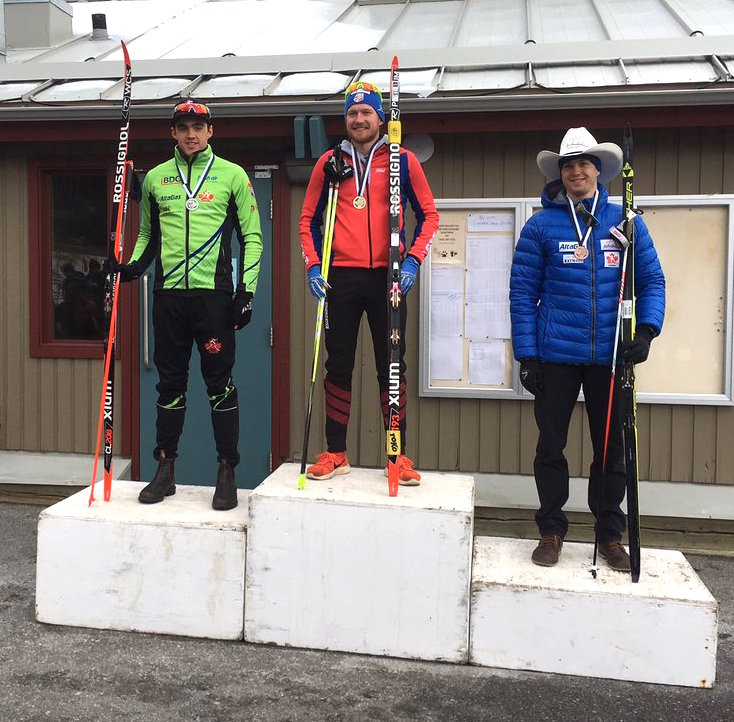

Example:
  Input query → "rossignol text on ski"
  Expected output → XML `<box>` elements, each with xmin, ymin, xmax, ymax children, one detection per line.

<box><xmin>90</xmin><ymin>40</ymin><xmax>133</xmax><ymax>505</ymax></box>
<box><xmin>386</xmin><ymin>55</ymin><xmax>402</xmax><ymax>497</ymax></box>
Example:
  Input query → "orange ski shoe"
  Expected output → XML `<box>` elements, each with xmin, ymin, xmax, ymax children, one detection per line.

<box><xmin>385</xmin><ymin>455</ymin><xmax>421</xmax><ymax>486</ymax></box>
<box><xmin>306</xmin><ymin>451</ymin><xmax>351</xmax><ymax>480</ymax></box>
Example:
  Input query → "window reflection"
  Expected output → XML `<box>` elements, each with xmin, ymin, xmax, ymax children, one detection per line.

<box><xmin>51</xmin><ymin>174</ymin><xmax>107</xmax><ymax>339</ymax></box>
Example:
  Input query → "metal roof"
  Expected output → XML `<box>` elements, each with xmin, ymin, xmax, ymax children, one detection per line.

<box><xmin>1</xmin><ymin>0</ymin><xmax>734</xmax><ymax>120</ymax></box>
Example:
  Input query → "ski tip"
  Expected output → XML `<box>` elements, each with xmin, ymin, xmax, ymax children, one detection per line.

<box><xmin>121</xmin><ymin>40</ymin><xmax>130</xmax><ymax>64</ymax></box>
<box><xmin>391</xmin><ymin>55</ymin><xmax>398</xmax><ymax>68</ymax></box>
<box><xmin>631</xmin><ymin>570</ymin><xmax>640</xmax><ymax>583</ymax></box>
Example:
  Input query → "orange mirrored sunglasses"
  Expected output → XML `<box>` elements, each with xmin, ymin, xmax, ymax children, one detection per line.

<box><xmin>344</xmin><ymin>81</ymin><xmax>382</xmax><ymax>98</ymax></box>
<box><xmin>172</xmin><ymin>100</ymin><xmax>211</xmax><ymax>118</ymax></box>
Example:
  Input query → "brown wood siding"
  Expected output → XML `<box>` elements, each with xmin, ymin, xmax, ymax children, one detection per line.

<box><xmin>2</xmin><ymin>124</ymin><xmax>734</xmax><ymax>487</ymax></box>
<box><xmin>0</xmin><ymin>145</ymin><xmax>123</xmax><ymax>456</ymax></box>
<box><xmin>287</xmin><ymin>128</ymin><xmax>734</xmax><ymax>486</ymax></box>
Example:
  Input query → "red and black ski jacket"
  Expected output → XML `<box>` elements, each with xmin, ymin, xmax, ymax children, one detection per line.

<box><xmin>299</xmin><ymin>137</ymin><xmax>439</xmax><ymax>271</ymax></box>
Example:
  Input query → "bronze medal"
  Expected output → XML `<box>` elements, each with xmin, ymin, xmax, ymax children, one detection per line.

<box><xmin>574</xmin><ymin>245</ymin><xmax>588</xmax><ymax>260</ymax></box>
<box><xmin>353</xmin><ymin>195</ymin><xmax>366</xmax><ymax>210</ymax></box>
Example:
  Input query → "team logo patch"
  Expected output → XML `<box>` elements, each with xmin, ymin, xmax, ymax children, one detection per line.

<box><xmin>198</xmin><ymin>189</ymin><xmax>214</xmax><ymax>203</ymax></box>
<box><xmin>558</xmin><ymin>241</ymin><xmax>577</xmax><ymax>252</ymax></box>
<box><xmin>604</xmin><ymin>251</ymin><xmax>620</xmax><ymax>267</ymax></box>
<box><xmin>563</xmin><ymin>255</ymin><xmax>583</xmax><ymax>264</ymax></box>
<box><xmin>354</xmin><ymin>92</ymin><xmax>365</xmax><ymax>103</ymax></box>
<box><xmin>601</xmin><ymin>238</ymin><xmax>620</xmax><ymax>250</ymax></box>
<box><xmin>204</xmin><ymin>338</ymin><xmax>222</xmax><ymax>354</ymax></box>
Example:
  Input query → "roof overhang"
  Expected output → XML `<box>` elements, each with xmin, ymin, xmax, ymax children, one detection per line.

<box><xmin>1</xmin><ymin>36</ymin><xmax>733</xmax><ymax>122</ymax></box>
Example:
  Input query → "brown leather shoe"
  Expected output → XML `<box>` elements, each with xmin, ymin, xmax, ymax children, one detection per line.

<box><xmin>138</xmin><ymin>452</ymin><xmax>175</xmax><ymax>504</ymax></box>
<box><xmin>212</xmin><ymin>461</ymin><xmax>238</xmax><ymax>511</ymax></box>
<box><xmin>598</xmin><ymin>541</ymin><xmax>631</xmax><ymax>572</ymax></box>
<box><xmin>531</xmin><ymin>535</ymin><xmax>563</xmax><ymax>566</ymax></box>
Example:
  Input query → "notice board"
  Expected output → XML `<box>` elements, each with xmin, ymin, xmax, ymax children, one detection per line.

<box><xmin>419</xmin><ymin>196</ymin><xmax>734</xmax><ymax>404</ymax></box>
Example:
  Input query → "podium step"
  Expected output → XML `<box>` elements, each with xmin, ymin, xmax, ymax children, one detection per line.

<box><xmin>244</xmin><ymin>463</ymin><xmax>475</xmax><ymax>662</ymax></box>
<box><xmin>470</xmin><ymin>537</ymin><xmax>718</xmax><ymax>687</ymax></box>
<box><xmin>36</xmin><ymin>480</ymin><xmax>248</xmax><ymax>640</ymax></box>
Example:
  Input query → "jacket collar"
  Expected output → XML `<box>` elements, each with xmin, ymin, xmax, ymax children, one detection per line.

<box><xmin>541</xmin><ymin>180</ymin><xmax>608</xmax><ymax>210</ymax></box>
<box><xmin>174</xmin><ymin>143</ymin><xmax>213</xmax><ymax>166</ymax></box>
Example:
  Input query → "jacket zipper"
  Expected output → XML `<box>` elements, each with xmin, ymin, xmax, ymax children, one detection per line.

<box><xmin>589</xmin><ymin>210</ymin><xmax>596</xmax><ymax>364</ymax></box>
<box><xmin>184</xmin><ymin>156</ymin><xmax>192</xmax><ymax>290</ymax></box>
<box><xmin>366</xmin><ymin>182</ymin><xmax>373</xmax><ymax>268</ymax></box>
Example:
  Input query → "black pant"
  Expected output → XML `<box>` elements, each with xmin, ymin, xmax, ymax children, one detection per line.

<box><xmin>533</xmin><ymin>362</ymin><xmax>626</xmax><ymax>543</ymax></box>
<box><xmin>323</xmin><ymin>267</ymin><xmax>407</xmax><ymax>453</ymax></box>
<box><xmin>152</xmin><ymin>292</ymin><xmax>240</xmax><ymax>466</ymax></box>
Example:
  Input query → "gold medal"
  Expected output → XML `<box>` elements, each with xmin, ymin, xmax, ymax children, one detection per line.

<box><xmin>574</xmin><ymin>245</ymin><xmax>588</xmax><ymax>260</ymax></box>
<box><xmin>353</xmin><ymin>195</ymin><xmax>366</xmax><ymax>210</ymax></box>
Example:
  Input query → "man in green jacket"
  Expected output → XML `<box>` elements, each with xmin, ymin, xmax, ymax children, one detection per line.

<box><xmin>112</xmin><ymin>100</ymin><xmax>263</xmax><ymax>510</ymax></box>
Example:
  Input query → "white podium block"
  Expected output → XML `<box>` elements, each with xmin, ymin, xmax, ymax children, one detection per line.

<box><xmin>470</xmin><ymin>537</ymin><xmax>718</xmax><ymax>687</ymax></box>
<box><xmin>36</xmin><ymin>480</ymin><xmax>248</xmax><ymax>640</ymax></box>
<box><xmin>244</xmin><ymin>463</ymin><xmax>474</xmax><ymax>662</ymax></box>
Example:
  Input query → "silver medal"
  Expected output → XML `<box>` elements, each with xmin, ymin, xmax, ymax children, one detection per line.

<box><xmin>186</xmin><ymin>198</ymin><xmax>199</xmax><ymax>211</ymax></box>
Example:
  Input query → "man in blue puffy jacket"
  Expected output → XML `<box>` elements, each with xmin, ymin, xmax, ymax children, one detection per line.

<box><xmin>509</xmin><ymin>127</ymin><xmax>665</xmax><ymax>572</ymax></box>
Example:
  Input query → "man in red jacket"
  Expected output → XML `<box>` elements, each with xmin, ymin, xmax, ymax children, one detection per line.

<box><xmin>299</xmin><ymin>81</ymin><xmax>439</xmax><ymax>484</ymax></box>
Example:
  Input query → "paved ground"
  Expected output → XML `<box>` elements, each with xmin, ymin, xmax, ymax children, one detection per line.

<box><xmin>1</xmin><ymin>501</ymin><xmax>732</xmax><ymax>722</ymax></box>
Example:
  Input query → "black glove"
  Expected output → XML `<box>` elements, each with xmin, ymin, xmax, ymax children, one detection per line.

<box><xmin>323</xmin><ymin>146</ymin><xmax>354</xmax><ymax>182</ymax></box>
<box><xmin>104</xmin><ymin>255</ymin><xmax>140</xmax><ymax>283</ymax></box>
<box><xmin>229</xmin><ymin>290</ymin><xmax>253</xmax><ymax>330</ymax></box>
<box><xmin>622</xmin><ymin>325</ymin><xmax>655</xmax><ymax>364</ymax></box>
<box><xmin>520</xmin><ymin>358</ymin><xmax>543</xmax><ymax>396</ymax></box>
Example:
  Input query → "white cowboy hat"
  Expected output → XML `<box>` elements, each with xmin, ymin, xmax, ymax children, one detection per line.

<box><xmin>536</xmin><ymin>127</ymin><xmax>623</xmax><ymax>184</ymax></box>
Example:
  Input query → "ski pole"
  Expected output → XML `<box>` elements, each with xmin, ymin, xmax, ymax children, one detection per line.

<box><xmin>298</xmin><ymin>180</ymin><xmax>340</xmax><ymax>489</ymax></box>
<box><xmin>592</xmin><ymin>234</ymin><xmax>629</xmax><ymax>577</ymax></box>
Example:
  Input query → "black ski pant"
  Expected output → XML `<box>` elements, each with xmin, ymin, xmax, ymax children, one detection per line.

<box><xmin>323</xmin><ymin>267</ymin><xmax>407</xmax><ymax>454</ymax></box>
<box><xmin>533</xmin><ymin>362</ymin><xmax>626</xmax><ymax>543</ymax></box>
<box><xmin>152</xmin><ymin>292</ymin><xmax>240</xmax><ymax>467</ymax></box>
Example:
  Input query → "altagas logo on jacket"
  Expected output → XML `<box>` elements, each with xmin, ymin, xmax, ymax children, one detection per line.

<box><xmin>204</xmin><ymin>338</ymin><xmax>222</xmax><ymax>354</ymax></box>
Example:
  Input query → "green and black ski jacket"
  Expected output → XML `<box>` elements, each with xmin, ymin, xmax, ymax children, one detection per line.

<box><xmin>130</xmin><ymin>144</ymin><xmax>263</xmax><ymax>295</ymax></box>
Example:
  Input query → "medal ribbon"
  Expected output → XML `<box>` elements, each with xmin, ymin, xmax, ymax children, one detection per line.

<box><xmin>567</xmin><ymin>190</ymin><xmax>599</xmax><ymax>251</ymax></box>
<box><xmin>176</xmin><ymin>152</ymin><xmax>216</xmax><ymax>205</ymax></box>
<box><xmin>350</xmin><ymin>143</ymin><xmax>379</xmax><ymax>201</ymax></box>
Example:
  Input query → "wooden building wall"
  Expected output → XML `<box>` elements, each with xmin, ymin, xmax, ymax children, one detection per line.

<box><xmin>0</xmin><ymin>143</ymin><xmax>122</xmax><ymax>455</ymax></box>
<box><xmin>288</xmin><ymin>127</ymin><xmax>734</xmax><ymax>486</ymax></box>
<box><xmin>2</xmin><ymin>124</ymin><xmax>734</xmax><ymax>487</ymax></box>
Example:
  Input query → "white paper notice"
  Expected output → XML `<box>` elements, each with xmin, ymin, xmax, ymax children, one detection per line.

<box><xmin>431</xmin><ymin>264</ymin><xmax>463</xmax><ymax>295</ymax></box>
<box><xmin>431</xmin><ymin>292</ymin><xmax>463</xmax><ymax>337</ymax></box>
<box><xmin>466</xmin><ymin>235</ymin><xmax>513</xmax><ymax>270</ymax></box>
<box><xmin>465</xmin><ymin>300</ymin><xmax>511</xmax><ymax>339</ymax></box>
<box><xmin>467</xmin><ymin>212</ymin><xmax>515</xmax><ymax>234</ymax></box>
<box><xmin>463</xmin><ymin>234</ymin><xmax>512</xmax><ymax>339</ymax></box>
<box><xmin>469</xmin><ymin>339</ymin><xmax>507</xmax><ymax>386</ymax></box>
<box><xmin>430</xmin><ymin>263</ymin><xmax>463</xmax><ymax>380</ymax></box>
<box><xmin>430</xmin><ymin>335</ymin><xmax>463</xmax><ymax>380</ymax></box>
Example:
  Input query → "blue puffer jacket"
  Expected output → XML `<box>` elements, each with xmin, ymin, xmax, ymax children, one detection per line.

<box><xmin>510</xmin><ymin>181</ymin><xmax>665</xmax><ymax>365</ymax></box>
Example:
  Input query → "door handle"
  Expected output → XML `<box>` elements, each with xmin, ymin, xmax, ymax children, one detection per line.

<box><xmin>142</xmin><ymin>272</ymin><xmax>151</xmax><ymax>371</ymax></box>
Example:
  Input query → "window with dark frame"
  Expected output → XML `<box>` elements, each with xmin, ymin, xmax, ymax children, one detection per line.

<box><xmin>30</xmin><ymin>158</ymin><xmax>134</xmax><ymax>359</ymax></box>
